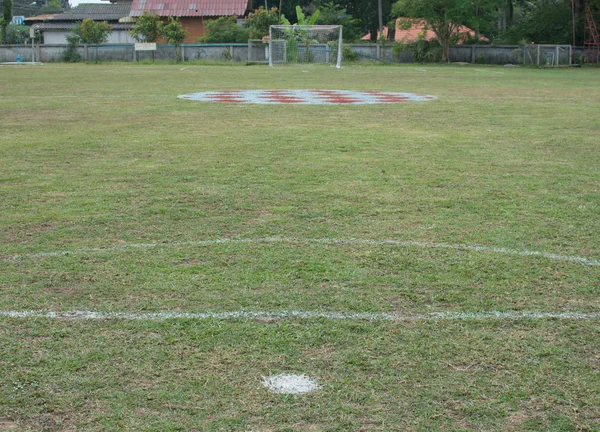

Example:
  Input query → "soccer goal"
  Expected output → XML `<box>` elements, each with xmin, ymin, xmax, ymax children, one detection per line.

<box><xmin>269</xmin><ymin>25</ymin><xmax>343</xmax><ymax>68</ymax></box>
<box><xmin>522</xmin><ymin>44</ymin><xmax>572</xmax><ymax>66</ymax></box>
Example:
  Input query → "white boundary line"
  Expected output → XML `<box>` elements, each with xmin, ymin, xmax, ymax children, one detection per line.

<box><xmin>1</xmin><ymin>309</ymin><xmax>599</xmax><ymax>321</ymax></box>
<box><xmin>2</xmin><ymin>237</ymin><xmax>599</xmax><ymax>266</ymax></box>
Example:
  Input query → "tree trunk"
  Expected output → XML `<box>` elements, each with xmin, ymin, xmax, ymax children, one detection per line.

<box><xmin>443</xmin><ymin>40</ymin><xmax>450</xmax><ymax>62</ymax></box>
<box><xmin>377</xmin><ymin>0</ymin><xmax>383</xmax><ymax>40</ymax></box>
<box><xmin>369</xmin><ymin>28</ymin><xmax>377</xmax><ymax>41</ymax></box>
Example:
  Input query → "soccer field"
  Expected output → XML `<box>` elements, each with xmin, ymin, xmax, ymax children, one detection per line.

<box><xmin>1</xmin><ymin>63</ymin><xmax>599</xmax><ymax>431</ymax></box>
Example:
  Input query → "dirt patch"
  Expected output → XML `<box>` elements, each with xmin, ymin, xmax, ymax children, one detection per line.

<box><xmin>0</xmin><ymin>419</ymin><xmax>19</xmax><ymax>430</ymax></box>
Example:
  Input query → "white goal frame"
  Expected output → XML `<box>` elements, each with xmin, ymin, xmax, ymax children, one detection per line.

<box><xmin>523</xmin><ymin>44</ymin><xmax>572</xmax><ymax>66</ymax></box>
<box><xmin>269</xmin><ymin>25</ymin><xmax>342</xmax><ymax>68</ymax></box>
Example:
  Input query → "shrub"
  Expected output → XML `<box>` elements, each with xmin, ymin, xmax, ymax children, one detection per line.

<box><xmin>63</xmin><ymin>34</ymin><xmax>81</xmax><ymax>62</ymax></box>
<box><xmin>199</xmin><ymin>16</ymin><xmax>249</xmax><ymax>43</ymax></box>
<box><xmin>342</xmin><ymin>45</ymin><xmax>358</xmax><ymax>61</ymax></box>
<box><xmin>246</xmin><ymin>7</ymin><xmax>279</xmax><ymax>39</ymax></box>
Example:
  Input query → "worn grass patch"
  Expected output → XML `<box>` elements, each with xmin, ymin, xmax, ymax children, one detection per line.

<box><xmin>1</xmin><ymin>63</ymin><xmax>599</xmax><ymax>430</ymax></box>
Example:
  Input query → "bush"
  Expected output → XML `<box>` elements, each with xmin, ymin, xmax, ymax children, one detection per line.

<box><xmin>74</xmin><ymin>19</ymin><xmax>112</xmax><ymax>44</ymax></box>
<box><xmin>199</xmin><ymin>16</ymin><xmax>249</xmax><ymax>43</ymax></box>
<box><xmin>3</xmin><ymin>24</ymin><xmax>29</xmax><ymax>44</ymax></box>
<box><xmin>63</xmin><ymin>34</ymin><xmax>81</xmax><ymax>62</ymax></box>
<box><xmin>342</xmin><ymin>45</ymin><xmax>358</xmax><ymax>61</ymax></box>
<box><xmin>393</xmin><ymin>38</ymin><xmax>442</xmax><ymax>63</ymax></box>
<box><xmin>475</xmin><ymin>53</ymin><xmax>486</xmax><ymax>64</ymax></box>
<box><xmin>129</xmin><ymin>11</ymin><xmax>162</xmax><ymax>43</ymax></box>
<box><xmin>246</xmin><ymin>7</ymin><xmax>279</xmax><ymax>39</ymax></box>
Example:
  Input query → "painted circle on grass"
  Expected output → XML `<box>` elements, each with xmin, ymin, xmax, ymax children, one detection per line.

<box><xmin>178</xmin><ymin>90</ymin><xmax>437</xmax><ymax>104</ymax></box>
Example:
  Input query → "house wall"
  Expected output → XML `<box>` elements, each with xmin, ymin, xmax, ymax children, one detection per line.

<box><xmin>178</xmin><ymin>17</ymin><xmax>208</xmax><ymax>43</ymax></box>
<box><xmin>42</xmin><ymin>30</ymin><xmax>134</xmax><ymax>45</ymax></box>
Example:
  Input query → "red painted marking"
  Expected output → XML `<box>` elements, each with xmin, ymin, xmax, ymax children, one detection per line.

<box><xmin>377</xmin><ymin>96</ymin><xmax>411</xmax><ymax>103</ymax></box>
<box><xmin>266</xmin><ymin>96</ymin><xmax>304</xmax><ymax>103</ymax></box>
<box><xmin>209</xmin><ymin>96</ymin><xmax>245</xmax><ymax>103</ymax></box>
<box><xmin>323</xmin><ymin>97</ymin><xmax>361</xmax><ymax>104</ymax></box>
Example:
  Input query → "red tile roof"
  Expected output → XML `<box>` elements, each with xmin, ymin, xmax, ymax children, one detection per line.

<box><xmin>129</xmin><ymin>0</ymin><xmax>250</xmax><ymax>17</ymax></box>
<box><xmin>362</xmin><ymin>18</ymin><xmax>488</xmax><ymax>43</ymax></box>
<box><xmin>25</xmin><ymin>14</ymin><xmax>60</xmax><ymax>21</ymax></box>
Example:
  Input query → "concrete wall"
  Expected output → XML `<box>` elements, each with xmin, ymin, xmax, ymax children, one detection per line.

<box><xmin>0</xmin><ymin>42</ymin><xmax>590</xmax><ymax>64</ymax></box>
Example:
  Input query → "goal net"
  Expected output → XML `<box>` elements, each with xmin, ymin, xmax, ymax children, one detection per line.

<box><xmin>523</xmin><ymin>44</ymin><xmax>572</xmax><ymax>66</ymax></box>
<box><xmin>269</xmin><ymin>25</ymin><xmax>342</xmax><ymax>68</ymax></box>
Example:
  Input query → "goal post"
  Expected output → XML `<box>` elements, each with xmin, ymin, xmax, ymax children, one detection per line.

<box><xmin>269</xmin><ymin>25</ymin><xmax>343</xmax><ymax>68</ymax></box>
<box><xmin>522</xmin><ymin>44</ymin><xmax>572</xmax><ymax>66</ymax></box>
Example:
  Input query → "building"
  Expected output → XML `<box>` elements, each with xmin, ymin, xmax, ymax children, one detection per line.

<box><xmin>128</xmin><ymin>0</ymin><xmax>251</xmax><ymax>43</ymax></box>
<box><xmin>362</xmin><ymin>18</ymin><xmax>488</xmax><ymax>44</ymax></box>
<box><xmin>36</xmin><ymin>3</ymin><xmax>134</xmax><ymax>45</ymax></box>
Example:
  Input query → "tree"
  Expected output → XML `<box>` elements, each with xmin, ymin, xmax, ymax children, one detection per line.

<box><xmin>73</xmin><ymin>19</ymin><xmax>112</xmax><ymax>44</ymax></box>
<box><xmin>501</xmin><ymin>0</ymin><xmax>577</xmax><ymax>44</ymax></box>
<box><xmin>3</xmin><ymin>23</ymin><xmax>29</xmax><ymax>44</ymax></box>
<box><xmin>246</xmin><ymin>7</ymin><xmax>280</xmax><ymax>38</ymax></box>
<box><xmin>129</xmin><ymin>11</ymin><xmax>163</xmax><ymax>42</ymax></box>
<box><xmin>1</xmin><ymin>0</ymin><xmax>13</xmax><ymax>43</ymax></box>
<box><xmin>162</xmin><ymin>16</ymin><xmax>188</xmax><ymax>62</ymax></box>
<box><xmin>341</xmin><ymin>0</ymin><xmax>393</xmax><ymax>41</ymax></box>
<box><xmin>392</xmin><ymin>0</ymin><xmax>475</xmax><ymax>62</ymax></box>
<box><xmin>315</xmin><ymin>1</ymin><xmax>362</xmax><ymax>41</ymax></box>
<box><xmin>199</xmin><ymin>16</ymin><xmax>250</xmax><ymax>43</ymax></box>
<box><xmin>40</xmin><ymin>0</ymin><xmax>63</xmax><ymax>14</ymax></box>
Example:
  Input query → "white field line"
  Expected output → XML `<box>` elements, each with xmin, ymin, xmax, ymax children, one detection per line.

<box><xmin>1</xmin><ymin>309</ymin><xmax>599</xmax><ymax>321</ymax></box>
<box><xmin>2</xmin><ymin>237</ymin><xmax>599</xmax><ymax>266</ymax></box>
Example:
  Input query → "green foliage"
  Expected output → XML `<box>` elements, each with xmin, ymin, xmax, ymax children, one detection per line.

<box><xmin>162</xmin><ymin>17</ymin><xmax>188</xmax><ymax>62</ymax></box>
<box><xmin>295</xmin><ymin>5</ymin><xmax>319</xmax><ymax>25</ymax></box>
<box><xmin>246</xmin><ymin>7</ymin><xmax>279</xmax><ymax>39</ymax></box>
<box><xmin>2</xmin><ymin>24</ymin><xmax>28</xmax><ymax>44</ymax></box>
<box><xmin>342</xmin><ymin>44</ymin><xmax>358</xmax><ymax>61</ymax></box>
<box><xmin>315</xmin><ymin>2</ymin><xmax>362</xmax><ymax>42</ymax></box>
<box><xmin>500</xmin><ymin>0</ymin><xmax>575</xmax><ymax>44</ymax></box>
<box><xmin>393</xmin><ymin>0</ymin><xmax>475</xmax><ymax>61</ymax></box>
<box><xmin>129</xmin><ymin>11</ymin><xmax>163</xmax><ymax>43</ymax></box>
<box><xmin>393</xmin><ymin>37</ymin><xmax>442</xmax><ymax>62</ymax></box>
<box><xmin>1</xmin><ymin>0</ymin><xmax>13</xmax><ymax>42</ymax></box>
<box><xmin>199</xmin><ymin>16</ymin><xmax>250</xmax><ymax>43</ymax></box>
<box><xmin>73</xmin><ymin>19</ymin><xmax>112</xmax><ymax>44</ymax></box>
<box><xmin>162</xmin><ymin>17</ymin><xmax>187</xmax><ymax>46</ymax></box>
<box><xmin>40</xmin><ymin>0</ymin><xmax>63</xmax><ymax>14</ymax></box>
<box><xmin>63</xmin><ymin>34</ymin><xmax>81</xmax><ymax>62</ymax></box>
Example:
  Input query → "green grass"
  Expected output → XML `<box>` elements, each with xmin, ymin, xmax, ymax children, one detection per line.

<box><xmin>1</xmin><ymin>63</ymin><xmax>599</xmax><ymax>431</ymax></box>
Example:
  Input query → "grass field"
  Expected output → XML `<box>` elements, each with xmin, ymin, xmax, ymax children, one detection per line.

<box><xmin>1</xmin><ymin>62</ymin><xmax>600</xmax><ymax>431</ymax></box>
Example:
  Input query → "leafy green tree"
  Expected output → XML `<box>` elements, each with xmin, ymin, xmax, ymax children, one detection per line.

<box><xmin>246</xmin><ymin>7</ymin><xmax>280</xmax><ymax>38</ymax></box>
<box><xmin>342</xmin><ymin>0</ymin><xmax>393</xmax><ymax>41</ymax></box>
<box><xmin>294</xmin><ymin>5</ymin><xmax>320</xmax><ymax>24</ymax></box>
<box><xmin>501</xmin><ymin>0</ymin><xmax>576</xmax><ymax>44</ymax></box>
<box><xmin>162</xmin><ymin>17</ymin><xmax>188</xmax><ymax>62</ymax></box>
<box><xmin>129</xmin><ymin>11</ymin><xmax>163</xmax><ymax>42</ymax></box>
<box><xmin>40</xmin><ymin>0</ymin><xmax>63</xmax><ymax>14</ymax></box>
<box><xmin>3</xmin><ymin>24</ymin><xmax>29</xmax><ymax>44</ymax></box>
<box><xmin>1</xmin><ymin>0</ymin><xmax>13</xmax><ymax>43</ymax></box>
<box><xmin>199</xmin><ymin>16</ymin><xmax>250</xmax><ymax>42</ymax></box>
<box><xmin>73</xmin><ymin>19</ymin><xmax>112</xmax><ymax>44</ymax></box>
<box><xmin>63</xmin><ymin>34</ymin><xmax>81</xmax><ymax>62</ymax></box>
<box><xmin>392</xmin><ymin>0</ymin><xmax>475</xmax><ymax>62</ymax></box>
<box><xmin>315</xmin><ymin>1</ymin><xmax>362</xmax><ymax>41</ymax></box>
